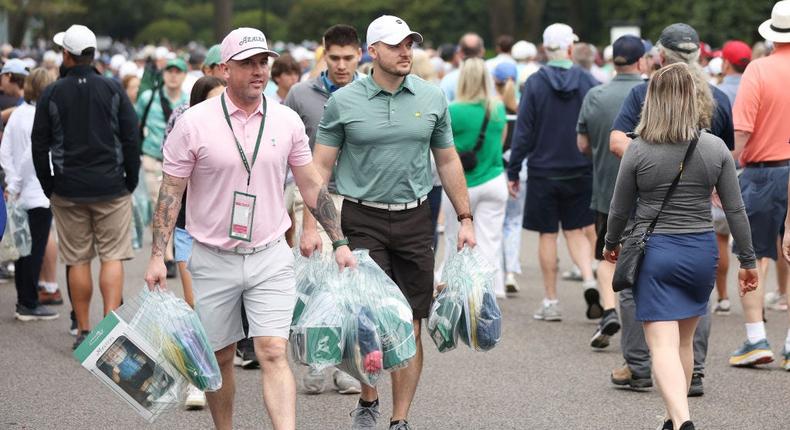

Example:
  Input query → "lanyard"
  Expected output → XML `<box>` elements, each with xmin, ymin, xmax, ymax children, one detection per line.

<box><xmin>221</xmin><ymin>94</ymin><xmax>267</xmax><ymax>187</ymax></box>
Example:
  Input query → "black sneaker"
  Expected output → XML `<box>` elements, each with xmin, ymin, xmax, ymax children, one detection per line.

<box><xmin>69</xmin><ymin>314</ymin><xmax>78</xmax><ymax>336</ymax></box>
<box><xmin>582</xmin><ymin>280</ymin><xmax>603</xmax><ymax>319</ymax></box>
<box><xmin>165</xmin><ymin>260</ymin><xmax>178</xmax><ymax>279</ymax></box>
<box><xmin>679</xmin><ymin>421</ymin><xmax>695</xmax><ymax>430</ymax></box>
<box><xmin>238</xmin><ymin>338</ymin><xmax>259</xmax><ymax>369</ymax></box>
<box><xmin>15</xmin><ymin>304</ymin><xmax>59</xmax><ymax>321</ymax></box>
<box><xmin>611</xmin><ymin>364</ymin><xmax>653</xmax><ymax>390</ymax></box>
<box><xmin>590</xmin><ymin>310</ymin><xmax>621</xmax><ymax>349</ymax></box>
<box><xmin>687</xmin><ymin>373</ymin><xmax>704</xmax><ymax>397</ymax></box>
<box><xmin>661</xmin><ymin>420</ymin><xmax>673</xmax><ymax>430</ymax></box>
<box><xmin>72</xmin><ymin>330</ymin><xmax>89</xmax><ymax>350</ymax></box>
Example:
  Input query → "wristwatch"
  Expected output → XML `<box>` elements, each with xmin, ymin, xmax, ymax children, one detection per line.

<box><xmin>457</xmin><ymin>213</ymin><xmax>474</xmax><ymax>222</ymax></box>
<box><xmin>332</xmin><ymin>238</ymin><xmax>350</xmax><ymax>250</ymax></box>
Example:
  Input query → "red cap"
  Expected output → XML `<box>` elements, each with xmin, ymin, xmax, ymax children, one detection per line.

<box><xmin>722</xmin><ymin>40</ymin><xmax>751</xmax><ymax>67</ymax></box>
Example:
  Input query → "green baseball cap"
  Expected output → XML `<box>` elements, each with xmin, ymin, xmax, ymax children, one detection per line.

<box><xmin>204</xmin><ymin>44</ymin><xmax>221</xmax><ymax>67</ymax></box>
<box><xmin>165</xmin><ymin>58</ymin><xmax>187</xmax><ymax>72</ymax></box>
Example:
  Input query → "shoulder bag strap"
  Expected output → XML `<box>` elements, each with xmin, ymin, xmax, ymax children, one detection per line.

<box><xmin>645</xmin><ymin>134</ymin><xmax>700</xmax><ymax>236</ymax></box>
<box><xmin>139</xmin><ymin>81</ymin><xmax>161</xmax><ymax>139</ymax></box>
<box><xmin>473</xmin><ymin>103</ymin><xmax>491</xmax><ymax>152</ymax></box>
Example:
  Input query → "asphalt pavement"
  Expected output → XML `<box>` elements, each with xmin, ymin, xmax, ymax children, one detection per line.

<box><xmin>1</xmin><ymin>229</ymin><xmax>788</xmax><ymax>429</ymax></box>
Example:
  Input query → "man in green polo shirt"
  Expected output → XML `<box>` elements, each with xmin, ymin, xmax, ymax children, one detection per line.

<box><xmin>304</xmin><ymin>15</ymin><xmax>476</xmax><ymax>430</ymax></box>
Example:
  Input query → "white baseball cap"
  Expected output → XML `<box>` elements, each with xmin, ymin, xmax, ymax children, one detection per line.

<box><xmin>367</xmin><ymin>15</ymin><xmax>423</xmax><ymax>46</ymax></box>
<box><xmin>221</xmin><ymin>27</ymin><xmax>279</xmax><ymax>64</ymax></box>
<box><xmin>512</xmin><ymin>40</ymin><xmax>537</xmax><ymax>60</ymax></box>
<box><xmin>53</xmin><ymin>25</ymin><xmax>97</xmax><ymax>55</ymax></box>
<box><xmin>542</xmin><ymin>23</ymin><xmax>578</xmax><ymax>51</ymax></box>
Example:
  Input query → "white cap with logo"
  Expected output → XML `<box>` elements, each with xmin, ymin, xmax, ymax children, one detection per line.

<box><xmin>53</xmin><ymin>25</ymin><xmax>97</xmax><ymax>56</ymax></box>
<box><xmin>221</xmin><ymin>27</ymin><xmax>280</xmax><ymax>64</ymax></box>
<box><xmin>367</xmin><ymin>15</ymin><xmax>424</xmax><ymax>46</ymax></box>
<box><xmin>542</xmin><ymin>23</ymin><xmax>579</xmax><ymax>51</ymax></box>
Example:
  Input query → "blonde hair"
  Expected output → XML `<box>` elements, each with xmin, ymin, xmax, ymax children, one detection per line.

<box><xmin>657</xmin><ymin>42</ymin><xmax>714</xmax><ymax>129</ymax></box>
<box><xmin>456</xmin><ymin>58</ymin><xmax>493</xmax><ymax>111</ymax></box>
<box><xmin>635</xmin><ymin>63</ymin><xmax>699</xmax><ymax>144</ymax></box>
<box><xmin>411</xmin><ymin>50</ymin><xmax>436</xmax><ymax>83</ymax></box>
<box><xmin>24</xmin><ymin>67</ymin><xmax>56</xmax><ymax>104</ymax></box>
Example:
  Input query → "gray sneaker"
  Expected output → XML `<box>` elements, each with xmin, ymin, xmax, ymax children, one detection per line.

<box><xmin>533</xmin><ymin>302</ymin><xmax>562</xmax><ymax>321</ymax></box>
<box><xmin>302</xmin><ymin>367</ymin><xmax>325</xmax><ymax>394</ymax></box>
<box><xmin>333</xmin><ymin>369</ymin><xmax>361</xmax><ymax>394</ymax></box>
<box><xmin>390</xmin><ymin>420</ymin><xmax>412</xmax><ymax>430</ymax></box>
<box><xmin>350</xmin><ymin>401</ymin><xmax>380</xmax><ymax>430</ymax></box>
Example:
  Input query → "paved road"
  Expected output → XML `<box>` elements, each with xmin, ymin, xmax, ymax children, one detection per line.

<box><xmin>1</xmin><ymin>229</ymin><xmax>788</xmax><ymax>429</ymax></box>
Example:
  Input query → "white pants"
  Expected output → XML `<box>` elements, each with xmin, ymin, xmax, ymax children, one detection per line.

<box><xmin>442</xmin><ymin>173</ymin><xmax>509</xmax><ymax>296</ymax></box>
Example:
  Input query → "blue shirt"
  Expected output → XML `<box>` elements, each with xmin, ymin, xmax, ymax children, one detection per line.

<box><xmin>612</xmin><ymin>82</ymin><xmax>735</xmax><ymax>150</ymax></box>
<box><xmin>439</xmin><ymin>69</ymin><xmax>459</xmax><ymax>101</ymax></box>
<box><xmin>716</xmin><ymin>74</ymin><xmax>741</xmax><ymax>107</ymax></box>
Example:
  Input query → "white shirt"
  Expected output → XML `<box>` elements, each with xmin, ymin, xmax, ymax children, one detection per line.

<box><xmin>485</xmin><ymin>53</ymin><xmax>516</xmax><ymax>73</ymax></box>
<box><xmin>0</xmin><ymin>103</ymin><xmax>50</xmax><ymax>210</ymax></box>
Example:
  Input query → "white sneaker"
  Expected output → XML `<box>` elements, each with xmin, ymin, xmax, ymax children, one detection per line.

<box><xmin>505</xmin><ymin>273</ymin><xmax>520</xmax><ymax>293</ymax></box>
<box><xmin>714</xmin><ymin>298</ymin><xmax>731</xmax><ymax>315</ymax></box>
<box><xmin>333</xmin><ymin>369</ymin><xmax>361</xmax><ymax>394</ymax></box>
<box><xmin>184</xmin><ymin>384</ymin><xmax>206</xmax><ymax>410</ymax></box>
<box><xmin>766</xmin><ymin>292</ymin><xmax>788</xmax><ymax>312</ymax></box>
<box><xmin>561</xmin><ymin>265</ymin><xmax>583</xmax><ymax>281</ymax></box>
<box><xmin>302</xmin><ymin>367</ymin><xmax>325</xmax><ymax>394</ymax></box>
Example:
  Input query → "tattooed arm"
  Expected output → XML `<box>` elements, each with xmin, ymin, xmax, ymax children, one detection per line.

<box><xmin>291</xmin><ymin>161</ymin><xmax>356</xmax><ymax>269</ymax></box>
<box><xmin>144</xmin><ymin>173</ymin><xmax>188</xmax><ymax>289</ymax></box>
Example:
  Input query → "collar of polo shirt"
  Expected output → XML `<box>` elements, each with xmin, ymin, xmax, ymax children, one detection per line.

<box><xmin>363</xmin><ymin>73</ymin><xmax>416</xmax><ymax>99</ymax></box>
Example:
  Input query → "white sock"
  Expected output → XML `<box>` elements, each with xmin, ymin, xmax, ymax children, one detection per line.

<box><xmin>785</xmin><ymin>329</ymin><xmax>790</xmax><ymax>352</ymax></box>
<box><xmin>745</xmin><ymin>322</ymin><xmax>767</xmax><ymax>344</ymax></box>
<box><xmin>43</xmin><ymin>282</ymin><xmax>59</xmax><ymax>293</ymax></box>
<box><xmin>543</xmin><ymin>298</ymin><xmax>558</xmax><ymax>307</ymax></box>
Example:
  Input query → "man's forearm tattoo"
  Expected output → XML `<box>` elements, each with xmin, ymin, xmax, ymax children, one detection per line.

<box><xmin>151</xmin><ymin>175</ymin><xmax>185</xmax><ymax>258</ymax></box>
<box><xmin>307</xmin><ymin>185</ymin><xmax>343</xmax><ymax>241</ymax></box>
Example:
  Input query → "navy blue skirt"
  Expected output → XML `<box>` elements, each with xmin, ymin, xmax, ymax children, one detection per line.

<box><xmin>634</xmin><ymin>232</ymin><xmax>718</xmax><ymax>321</ymax></box>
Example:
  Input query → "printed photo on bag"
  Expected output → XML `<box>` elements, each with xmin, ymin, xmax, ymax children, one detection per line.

<box><xmin>96</xmin><ymin>336</ymin><xmax>175</xmax><ymax>411</ymax></box>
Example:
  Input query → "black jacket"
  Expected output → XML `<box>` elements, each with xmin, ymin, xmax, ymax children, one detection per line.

<box><xmin>32</xmin><ymin>65</ymin><xmax>140</xmax><ymax>201</ymax></box>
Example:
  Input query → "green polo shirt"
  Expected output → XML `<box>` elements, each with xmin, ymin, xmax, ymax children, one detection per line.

<box><xmin>317</xmin><ymin>74</ymin><xmax>454</xmax><ymax>203</ymax></box>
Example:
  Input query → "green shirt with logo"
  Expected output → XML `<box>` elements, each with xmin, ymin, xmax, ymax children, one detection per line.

<box><xmin>317</xmin><ymin>74</ymin><xmax>454</xmax><ymax>203</ymax></box>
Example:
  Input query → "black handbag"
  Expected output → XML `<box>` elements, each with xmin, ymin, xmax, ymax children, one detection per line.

<box><xmin>458</xmin><ymin>106</ymin><xmax>490</xmax><ymax>172</ymax></box>
<box><xmin>612</xmin><ymin>135</ymin><xmax>699</xmax><ymax>292</ymax></box>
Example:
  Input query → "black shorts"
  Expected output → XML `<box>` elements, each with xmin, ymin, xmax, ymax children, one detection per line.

<box><xmin>341</xmin><ymin>199</ymin><xmax>434</xmax><ymax>319</ymax></box>
<box><xmin>524</xmin><ymin>175</ymin><xmax>594</xmax><ymax>233</ymax></box>
<box><xmin>594</xmin><ymin>211</ymin><xmax>608</xmax><ymax>261</ymax></box>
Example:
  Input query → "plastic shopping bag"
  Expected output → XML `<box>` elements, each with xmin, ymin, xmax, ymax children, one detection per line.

<box><xmin>129</xmin><ymin>288</ymin><xmax>222</xmax><ymax>392</ymax></box>
<box><xmin>131</xmin><ymin>167</ymin><xmax>152</xmax><ymax>250</ymax></box>
<box><xmin>1</xmin><ymin>200</ymin><xmax>32</xmax><ymax>258</ymax></box>
<box><xmin>291</xmin><ymin>249</ymin><xmax>416</xmax><ymax>388</ymax></box>
<box><xmin>73</xmin><ymin>289</ymin><xmax>188</xmax><ymax>422</ymax></box>
<box><xmin>430</xmin><ymin>246</ymin><xmax>502</xmax><ymax>352</ymax></box>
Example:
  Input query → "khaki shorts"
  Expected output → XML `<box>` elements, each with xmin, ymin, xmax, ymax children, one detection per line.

<box><xmin>142</xmin><ymin>154</ymin><xmax>163</xmax><ymax>204</ymax></box>
<box><xmin>50</xmin><ymin>194</ymin><xmax>134</xmax><ymax>265</ymax></box>
<box><xmin>189</xmin><ymin>239</ymin><xmax>295</xmax><ymax>351</ymax></box>
<box><xmin>293</xmin><ymin>187</ymin><xmax>344</xmax><ymax>253</ymax></box>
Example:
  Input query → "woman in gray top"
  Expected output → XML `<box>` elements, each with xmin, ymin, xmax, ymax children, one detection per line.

<box><xmin>602</xmin><ymin>63</ymin><xmax>758</xmax><ymax>430</ymax></box>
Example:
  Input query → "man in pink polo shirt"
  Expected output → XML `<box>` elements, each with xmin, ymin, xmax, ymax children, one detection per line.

<box><xmin>730</xmin><ymin>0</ymin><xmax>790</xmax><ymax>370</ymax></box>
<box><xmin>144</xmin><ymin>27</ymin><xmax>355</xmax><ymax>429</ymax></box>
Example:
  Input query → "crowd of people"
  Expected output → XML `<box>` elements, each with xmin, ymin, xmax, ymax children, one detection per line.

<box><xmin>1</xmin><ymin>2</ymin><xmax>790</xmax><ymax>430</ymax></box>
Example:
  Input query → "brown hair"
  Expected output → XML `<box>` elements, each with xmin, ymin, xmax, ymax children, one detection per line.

<box><xmin>270</xmin><ymin>54</ymin><xmax>301</xmax><ymax>85</ymax></box>
<box><xmin>189</xmin><ymin>76</ymin><xmax>225</xmax><ymax>107</ymax></box>
<box><xmin>636</xmin><ymin>63</ymin><xmax>699</xmax><ymax>144</ymax></box>
<box><xmin>121</xmin><ymin>74</ymin><xmax>139</xmax><ymax>91</ymax></box>
<box><xmin>24</xmin><ymin>68</ymin><xmax>56</xmax><ymax>104</ymax></box>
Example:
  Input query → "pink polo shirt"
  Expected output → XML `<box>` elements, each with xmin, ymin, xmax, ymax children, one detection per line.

<box><xmin>163</xmin><ymin>91</ymin><xmax>312</xmax><ymax>249</ymax></box>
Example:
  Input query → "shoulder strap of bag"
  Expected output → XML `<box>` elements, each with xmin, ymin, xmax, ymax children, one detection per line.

<box><xmin>159</xmin><ymin>84</ymin><xmax>174</xmax><ymax>122</ymax></box>
<box><xmin>139</xmin><ymin>81</ymin><xmax>161</xmax><ymax>138</ymax></box>
<box><xmin>645</xmin><ymin>134</ymin><xmax>700</xmax><ymax>235</ymax></box>
<box><xmin>473</xmin><ymin>104</ymin><xmax>491</xmax><ymax>152</ymax></box>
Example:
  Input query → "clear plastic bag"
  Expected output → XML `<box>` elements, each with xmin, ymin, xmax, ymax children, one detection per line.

<box><xmin>1</xmin><ymin>200</ymin><xmax>32</xmax><ymax>258</ymax></box>
<box><xmin>429</xmin><ymin>246</ymin><xmax>502</xmax><ymax>352</ymax></box>
<box><xmin>290</xmin><ymin>249</ymin><xmax>416</xmax><ymax>388</ymax></box>
<box><xmin>129</xmin><ymin>288</ymin><xmax>222</xmax><ymax>392</ymax></box>
<box><xmin>131</xmin><ymin>167</ymin><xmax>152</xmax><ymax>250</ymax></box>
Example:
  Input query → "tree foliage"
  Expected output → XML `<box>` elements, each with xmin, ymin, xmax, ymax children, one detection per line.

<box><xmin>5</xmin><ymin>0</ymin><xmax>777</xmax><ymax>49</ymax></box>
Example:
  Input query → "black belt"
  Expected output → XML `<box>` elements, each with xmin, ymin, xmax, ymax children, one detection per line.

<box><xmin>745</xmin><ymin>160</ymin><xmax>790</xmax><ymax>168</ymax></box>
